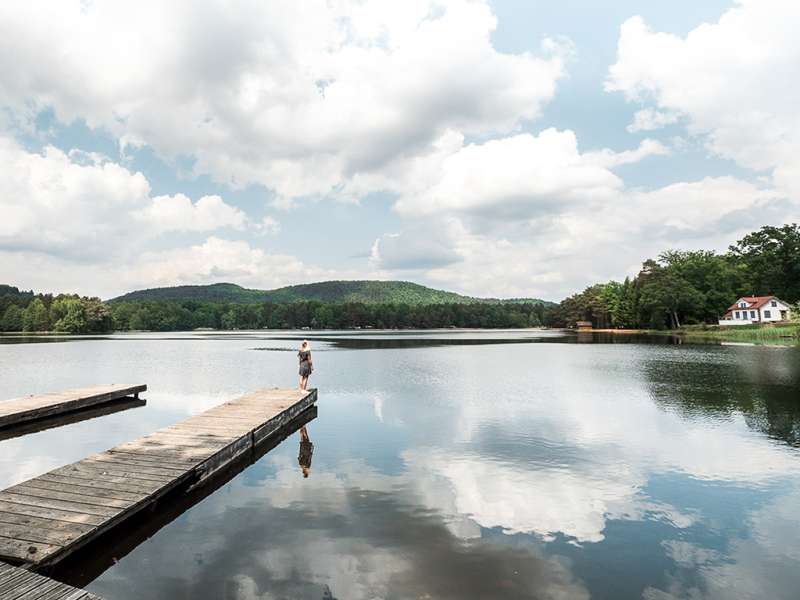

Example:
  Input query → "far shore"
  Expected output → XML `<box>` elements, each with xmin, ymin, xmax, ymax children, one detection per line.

<box><xmin>588</xmin><ymin>323</ymin><xmax>800</xmax><ymax>345</ymax></box>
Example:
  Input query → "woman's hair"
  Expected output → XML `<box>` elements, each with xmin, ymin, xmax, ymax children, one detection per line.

<box><xmin>301</xmin><ymin>340</ymin><xmax>310</xmax><ymax>351</ymax></box>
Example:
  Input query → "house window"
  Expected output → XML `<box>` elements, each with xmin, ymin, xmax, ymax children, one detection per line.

<box><xmin>739</xmin><ymin>302</ymin><xmax>748</xmax><ymax>308</ymax></box>
<box><xmin>764</xmin><ymin>310</ymin><xmax>771</xmax><ymax>319</ymax></box>
<box><xmin>750</xmin><ymin>311</ymin><xmax>756</xmax><ymax>319</ymax></box>
<box><xmin>771</xmin><ymin>300</ymin><xmax>777</xmax><ymax>307</ymax></box>
<box><xmin>734</xmin><ymin>311</ymin><xmax>740</xmax><ymax>319</ymax></box>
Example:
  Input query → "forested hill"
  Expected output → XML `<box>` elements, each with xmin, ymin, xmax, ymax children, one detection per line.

<box><xmin>110</xmin><ymin>280</ymin><xmax>550</xmax><ymax>306</ymax></box>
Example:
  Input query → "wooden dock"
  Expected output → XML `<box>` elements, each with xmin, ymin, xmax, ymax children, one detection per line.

<box><xmin>0</xmin><ymin>388</ymin><xmax>316</xmax><ymax>568</ymax></box>
<box><xmin>0</xmin><ymin>385</ymin><xmax>147</xmax><ymax>430</ymax></box>
<box><xmin>0</xmin><ymin>561</ymin><xmax>102</xmax><ymax>600</ymax></box>
<box><xmin>0</xmin><ymin>399</ymin><xmax>146</xmax><ymax>444</ymax></box>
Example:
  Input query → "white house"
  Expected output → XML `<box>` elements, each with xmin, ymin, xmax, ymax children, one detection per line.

<box><xmin>719</xmin><ymin>296</ymin><xmax>792</xmax><ymax>326</ymax></box>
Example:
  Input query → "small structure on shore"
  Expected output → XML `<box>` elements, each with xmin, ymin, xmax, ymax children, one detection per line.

<box><xmin>576</xmin><ymin>320</ymin><xmax>593</xmax><ymax>331</ymax></box>
<box><xmin>719</xmin><ymin>296</ymin><xmax>792</xmax><ymax>326</ymax></box>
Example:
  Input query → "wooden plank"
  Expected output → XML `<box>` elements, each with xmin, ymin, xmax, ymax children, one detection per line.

<box><xmin>0</xmin><ymin>562</ymin><xmax>103</xmax><ymax>600</ymax></box>
<box><xmin>114</xmin><ymin>437</ymin><xmax>230</xmax><ymax>453</ymax></box>
<box><xmin>16</xmin><ymin>582</ymin><xmax>60</xmax><ymax>600</ymax></box>
<box><xmin>0</xmin><ymin>536</ymin><xmax>63</xmax><ymax>566</ymax></box>
<box><xmin>103</xmin><ymin>450</ymin><xmax>199</xmax><ymax>470</ymax></box>
<box><xmin>18</xmin><ymin>480</ymin><xmax>144</xmax><ymax>504</ymax></box>
<box><xmin>0</xmin><ymin>493</ymin><xmax>121</xmax><ymax>519</ymax></box>
<box><xmin>35</xmin><ymin>473</ymin><xmax>161</xmax><ymax>501</ymax></box>
<box><xmin>0</xmin><ymin>565</ymin><xmax>29</xmax><ymax>589</ymax></box>
<box><xmin>104</xmin><ymin>445</ymin><xmax>221</xmax><ymax>463</ymax></box>
<box><xmin>0</xmin><ymin>385</ymin><xmax>146</xmax><ymax>430</ymax></box>
<box><xmin>81</xmin><ymin>456</ymin><xmax>188</xmax><ymax>478</ymax></box>
<box><xmin>0</xmin><ymin>574</ymin><xmax>34</xmax><ymax>598</ymax></box>
<box><xmin>0</xmin><ymin>388</ymin><xmax>316</xmax><ymax>567</ymax></box>
<box><xmin>0</xmin><ymin>522</ymin><xmax>83</xmax><ymax>547</ymax></box>
<box><xmin>10</xmin><ymin>579</ymin><xmax>61</xmax><ymax>600</ymax></box>
<box><xmin>0</xmin><ymin>512</ymin><xmax>94</xmax><ymax>537</ymax></box>
<box><xmin>6</xmin><ymin>485</ymin><xmax>132</xmax><ymax>511</ymax></box>
<box><xmin>0</xmin><ymin>399</ymin><xmax>145</xmax><ymax>444</ymax></box>
<box><xmin>52</xmin><ymin>463</ymin><xmax>174</xmax><ymax>485</ymax></box>
<box><xmin>0</xmin><ymin>502</ymin><xmax>105</xmax><ymax>527</ymax></box>
<box><xmin>38</xmin><ymin>472</ymin><xmax>165</xmax><ymax>496</ymax></box>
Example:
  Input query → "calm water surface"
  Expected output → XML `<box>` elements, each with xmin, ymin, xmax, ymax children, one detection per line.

<box><xmin>1</xmin><ymin>330</ymin><xmax>799</xmax><ymax>599</ymax></box>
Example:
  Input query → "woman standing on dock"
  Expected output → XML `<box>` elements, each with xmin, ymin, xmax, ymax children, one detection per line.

<box><xmin>298</xmin><ymin>340</ymin><xmax>313</xmax><ymax>390</ymax></box>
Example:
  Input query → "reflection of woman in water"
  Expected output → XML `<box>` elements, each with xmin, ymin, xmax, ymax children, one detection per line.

<box><xmin>298</xmin><ymin>425</ymin><xmax>313</xmax><ymax>478</ymax></box>
<box><xmin>298</xmin><ymin>340</ymin><xmax>313</xmax><ymax>391</ymax></box>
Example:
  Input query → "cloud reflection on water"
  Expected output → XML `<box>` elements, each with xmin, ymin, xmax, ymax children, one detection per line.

<box><xmin>4</xmin><ymin>332</ymin><xmax>798</xmax><ymax>599</ymax></box>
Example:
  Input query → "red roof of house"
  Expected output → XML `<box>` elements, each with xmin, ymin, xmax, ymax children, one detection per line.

<box><xmin>724</xmin><ymin>296</ymin><xmax>776</xmax><ymax>315</ymax></box>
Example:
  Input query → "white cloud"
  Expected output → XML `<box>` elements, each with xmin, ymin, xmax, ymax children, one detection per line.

<box><xmin>256</xmin><ymin>216</ymin><xmax>281</xmax><ymax>235</ymax></box>
<box><xmin>644</xmin><ymin>486</ymin><xmax>800</xmax><ymax>600</ymax></box>
<box><xmin>0</xmin><ymin>0</ymin><xmax>569</xmax><ymax>204</ymax></box>
<box><xmin>370</xmin><ymin>229</ymin><xmax>462</xmax><ymax>270</ymax></box>
<box><xmin>0</xmin><ymin>135</ymin><xmax>341</xmax><ymax>298</ymax></box>
<box><xmin>585</xmin><ymin>137</ymin><xmax>670</xmax><ymax>168</ymax></box>
<box><xmin>392</xmin><ymin>129</ymin><xmax>660</xmax><ymax>219</ymax></box>
<box><xmin>0</xmin><ymin>236</ymin><xmax>355</xmax><ymax>299</ymax></box>
<box><xmin>125</xmin><ymin>236</ymin><xmax>338</xmax><ymax>291</ymax></box>
<box><xmin>607</xmin><ymin>3</ymin><xmax>800</xmax><ymax>196</ymax></box>
<box><xmin>627</xmin><ymin>108</ymin><xmax>680</xmax><ymax>133</ymax></box>
<box><xmin>0</xmin><ymin>136</ymin><xmax>245</xmax><ymax>258</ymax></box>
<box><xmin>137</xmin><ymin>194</ymin><xmax>246</xmax><ymax>233</ymax></box>
<box><xmin>373</xmin><ymin>175</ymin><xmax>792</xmax><ymax>299</ymax></box>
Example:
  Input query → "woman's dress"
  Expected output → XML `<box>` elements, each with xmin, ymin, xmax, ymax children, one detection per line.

<box><xmin>298</xmin><ymin>350</ymin><xmax>312</xmax><ymax>377</ymax></box>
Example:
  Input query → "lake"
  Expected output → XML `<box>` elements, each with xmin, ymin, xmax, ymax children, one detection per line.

<box><xmin>1</xmin><ymin>330</ymin><xmax>799</xmax><ymax>599</ymax></box>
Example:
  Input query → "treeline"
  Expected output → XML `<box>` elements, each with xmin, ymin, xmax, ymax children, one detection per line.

<box><xmin>1</xmin><ymin>284</ymin><xmax>547</xmax><ymax>333</ymax></box>
<box><xmin>109</xmin><ymin>300</ymin><xmax>549</xmax><ymax>331</ymax></box>
<box><xmin>5</xmin><ymin>223</ymin><xmax>797</xmax><ymax>333</ymax></box>
<box><xmin>0</xmin><ymin>286</ymin><xmax>112</xmax><ymax>333</ymax></box>
<box><xmin>549</xmin><ymin>224</ymin><xmax>800</xmax><ymax>329</ymax></box>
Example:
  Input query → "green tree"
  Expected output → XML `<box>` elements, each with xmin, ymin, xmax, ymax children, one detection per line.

<box><xmin>22</xmin><ymin>298</ymin><xmax>50</xmax><ymax>332</ymax></box>
<box><xmin>1</xmin><ymin>304</ymin><xmax>24</xmax><ymax>331</ymax></box>
<box><xmin>637</xmin><ymin>260</ymin><xmax>704</xmax><ymax>329</ymax></box>
<box><xmin>84</xmin><ymin>298</ymin><xmax>113</xmax><ymax>332</ymax></box>
<box><xmin>51</xmin><ymin>297</ymin><xmax>87</xmax><ymax>333</ymax></box>
<box><xmin>659</xmin><ymin>250</ymin><xmax>746</xmax><ymax>323</ymax></box>
<box><xmin>729</xmin><ymin>224</ymin><xmax>800</xmax><ymax>302</ymax></box>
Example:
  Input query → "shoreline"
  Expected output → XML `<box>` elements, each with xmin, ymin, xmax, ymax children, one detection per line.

<box><xmin>587</xmin><ymin>324</ymin><xmax>800</xmax><ymax>345</ymax></box>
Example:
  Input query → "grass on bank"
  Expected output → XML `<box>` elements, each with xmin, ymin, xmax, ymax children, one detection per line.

<box><xmin>676</xmin><ymin>322</ymin><xmax>800</xmax><ymax>343</ymax></box>
<box><xmin>593</xmin><ymin>322</ymin><xmax>800</xmax><ymax>345</ymax></box>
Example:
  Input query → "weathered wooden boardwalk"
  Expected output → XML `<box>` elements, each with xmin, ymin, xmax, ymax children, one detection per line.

<box><xmin>0</xmin><ymin>385</ymin><xmax>147</xmax><ymax>430</ymax></box>
<box><xmin>0</xmin><ymin>399</ymin><xmax>146</xmax><ymax>444</ymax></box>
<box><xmin>0</xmin><ymin>561</ymin><xmax>102</xmax><ymax>600</ymax></box>
<box><xmin>0</xmin><ymin>388</ymin><xmax>316</xmax><ymax>569</ymax></box>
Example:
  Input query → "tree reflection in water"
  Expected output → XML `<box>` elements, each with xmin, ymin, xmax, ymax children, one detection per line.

<box><xmin>644</xmin><ymin>345</ymin><xmax>800</xmax><ymax>446</ymax></box>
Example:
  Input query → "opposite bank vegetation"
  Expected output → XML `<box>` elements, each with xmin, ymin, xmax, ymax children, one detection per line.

<box><xmin>1</xmin><ymin>225</ymin><xmax>798</xmax><ymax>341</ymax></box>
<box><xmin>549</xmin><ymin>224</ymin><xmax>800</xmax><ymax>340</ymax></box>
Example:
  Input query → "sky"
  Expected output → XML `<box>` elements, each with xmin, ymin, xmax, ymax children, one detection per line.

<box><xmin>1</xmin><ymin>0</ymin><xmax>798</xmax><ymax>301</ymax></box>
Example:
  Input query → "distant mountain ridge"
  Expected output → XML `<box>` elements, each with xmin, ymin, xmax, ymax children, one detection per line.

<box><xmin>109</xmin><ymin>281</ymin><xmax>552</xmax><ymax>306</ymax></box>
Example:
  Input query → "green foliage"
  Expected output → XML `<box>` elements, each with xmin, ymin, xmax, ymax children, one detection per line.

<box><xmin>680</xmin><ymin>323</ymin><xmax>800</xmax><ymax>344</ymax></box>
<box><xmin>23</xmin><ymin>298</ymin><xmax>50</xmax><ymax>332</ymax></box>
<box><xmin>0</xmin><ymin>288</ymin><xmax>113</xmax><ymax>333</ymax></box>
<box><xmin>3</xmin><ymin>223</ymin><xmax>796</xmax><ymax>334</ymax></box>
<box><xmin>1</xmin><ymin>304</ymin><xmax>24</xmax><ymax>331</ymax></box>
<box><xmin>107</xmin><ymin>299</ymin><xmax>547</xmax><ymax>331</ymax></box>
<box><xmin>110</xmin><ymin>280</ymin><xmax>550</xmax><ymax>306</ymax></box>
<box><xmin>729</xmin><ymin>224</ymin><xmax>800</xmax><ymax>301</ymax></box>
<box><xmin>550</xmin><ymin>224</ymin><xmax>800</xmax><ymax>330</ymax></box>
<box><xmin>51</xmin><ymin>297</ymin><xmax>87</xmax><ymax>333</ymax></box>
